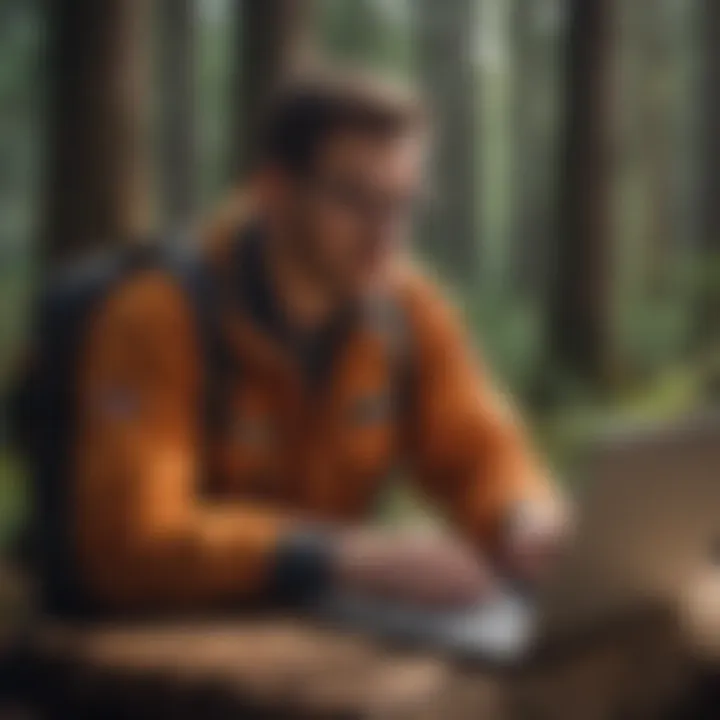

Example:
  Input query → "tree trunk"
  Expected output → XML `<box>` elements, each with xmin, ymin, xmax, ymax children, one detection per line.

<box><xmin>546</xmin><ymin>0</ymin><xmax>615</xmax><ymax>387</ymax></box>
<box><xmin>230</xmin><ymin>0</ymin><xmax>315</xmax><ymax>177</ymax></box>
<box><xmin>158</xmin><ymin>0</ymin><xmax>197</xmax><ymax>232</ymax></box>
<box><xmin>321</xmin><ymin>0</ymin><xmax>383</xmax><ymax>65</ymax></box>
<box><xmin>698</xmin><ymin>0</ymin><xmax>720</xmax><ymax>337</ymax></box>
<box><xmin>414</xmin><ymin>0</ymin><xmax>479</xmax><ymax>285</ymax></box>
<box><xmin>510</xmin><ymin>0</ymin><xmax>560</xmax><ymax>296</ymax></box>
<box><xmin>42</xmin><ymin>0</ymin><xmax>152</xmax><ymax>264</ymax></box>
<box><xmin>627</xmin><ymin>0</ymin><xmax>675</xmax><ymax>296</ymax></box>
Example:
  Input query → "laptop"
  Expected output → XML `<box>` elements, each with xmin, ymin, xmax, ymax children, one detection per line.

<box><xmin>315</xmin><ymin>411</ymin><xmax>720</xmax><ymax>666</ymax></box>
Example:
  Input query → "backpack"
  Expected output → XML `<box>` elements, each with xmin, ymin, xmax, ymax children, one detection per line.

<box><xmin>7</xmin><ymin>241</ymin><xmax>229</xmax><ymax>616</ymax></box>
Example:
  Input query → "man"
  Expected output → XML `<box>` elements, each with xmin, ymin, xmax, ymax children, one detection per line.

<box><xmin>75</xmin><ymin>71</ymin><xmax>565</xmax><ymax>612</ymax></box>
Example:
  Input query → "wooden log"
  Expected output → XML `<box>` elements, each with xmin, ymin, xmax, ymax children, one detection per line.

<box><xmin>6</xmin><ymin>605</ymin><xmax>695</xmax><ymax>719</ymax></box>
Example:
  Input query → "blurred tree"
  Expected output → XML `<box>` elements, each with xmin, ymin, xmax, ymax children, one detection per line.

<box><xmin>414</xmin><ymin>0</ymin><xmax>479</xmax><ymax>283</ymax></box>
<box><xmin>625</xmin><ymin>0</ymin><xmax>675</xmax><ymax>296</ymax></box>
<box><xmin>509</xmin><ymin>0</ymin><xmax>561</xmax><ymax>296</ymax></box>
<box><xmin>316</xmin><ymin>0</ymin><xmax>412</xmax><ymax>73</ymax></box>
<box><xmin>319</xmin><ymin>0</ymin><xmax>382</xmax><ymax>64</ymax></box>
<box><xmin>510</xmin><ymin>0</ymin><xmax>541</xmax><ymax>294</ymax></box>
<box><xmin>698</xmin><ymin>0</ymin><xmax>720</xmax><ymax>339</ymax></box>
<box><xmin>158</xmin><ymin>0</ymin><xmax>197</xmax><ymax>231</ymax></box>
<box><xmin>0</xmin><ymin>0</ymin><xmax>42</xmax><ymax>382</ymax></box>
<box><xmin>230</xmin><ymin>0</ymin><xmax>315</xmax><ymax>176</ymax></box>
<box><xmin>547</xmin><ymin>0</ymin><xmax>614</xmax><ymax>388</ymax></box>
<box><xmin>642</xmin><ymin>0</ymin><xmax>675</xmax><ymax>294</ymax></box>
<box><xmin>42</xmin><ymin>0</ymin><xmax>152</xmax><ymax>263</ymax></box>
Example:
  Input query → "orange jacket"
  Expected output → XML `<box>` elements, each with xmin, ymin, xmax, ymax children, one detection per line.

<box><xmin>74</xmin><ymin>216</ymin><xmax>555</xmax><ymax>611</ymax></box>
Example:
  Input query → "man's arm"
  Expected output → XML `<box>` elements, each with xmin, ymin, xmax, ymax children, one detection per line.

<box><xmin>74</xmin><ymin>271</ymin><xmax>319</xmax><ymax>610</ymax></box>
<box><xmin>74</xmin><ymin>270</ymin><xmax>494</xmax><ymax>611</ymax></box>
<box><xmin>399</xmin><ymin>270</ymin><xmax>564</xmax><ymax>566</ymax></box>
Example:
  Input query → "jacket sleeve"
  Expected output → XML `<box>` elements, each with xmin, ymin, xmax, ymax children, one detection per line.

<box><xmin>74</xmin><ymin>272</ymin><xmax>292</xmax><ymax>611</ymax></box>
<box><xmin>400</xmin><ymin>272</ymin><xmax>560</xmax><ymax>551</ymax></box>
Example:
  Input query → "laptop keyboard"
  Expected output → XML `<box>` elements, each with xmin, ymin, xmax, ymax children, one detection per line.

<box><xmin>317</xmin><ymin>589</ymin><xmax>537</xmax><ymax>662</ymax></box>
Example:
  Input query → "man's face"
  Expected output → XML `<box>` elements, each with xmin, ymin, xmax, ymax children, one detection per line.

<box><xmin>267</xmin><ymin>130</ymin><xmax>426</xmax><ymax>297</ymax></box>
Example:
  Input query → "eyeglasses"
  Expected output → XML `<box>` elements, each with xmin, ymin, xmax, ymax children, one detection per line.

<box><xmin>307</xmin><ymin>175</ymin><xmax>430</xmax><ymax>225</ymax></box>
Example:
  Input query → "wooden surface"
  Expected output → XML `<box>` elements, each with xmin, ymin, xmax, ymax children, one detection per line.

<box><xmin>1</xmin><ymin>605</ymin><xmax>701</xmax><ymax>720</ymax></box>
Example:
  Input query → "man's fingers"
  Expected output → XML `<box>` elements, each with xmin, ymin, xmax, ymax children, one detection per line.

<box><xmin>336</xmin><ymin>529</ymin><xmax>495</xmax><ymax>608</ymax></box>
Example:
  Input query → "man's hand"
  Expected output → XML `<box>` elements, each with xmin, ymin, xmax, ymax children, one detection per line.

<box><xmin>335</xmin><ymin>529</ymin><xmax>492</xmax><ymax>608</ymax></box>
<box><xmin>501</xmin><ymin>501</ymin><xmax>573</xmax><ymax>585</ymax></box>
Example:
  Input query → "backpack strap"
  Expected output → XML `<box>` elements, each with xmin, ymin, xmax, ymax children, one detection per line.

<box><xmin>170</xmin><ymin>243</ymin><xmax>414</xmax><ymax>432</ymax></box>
<box><xmin>165</xmin><ymin>247</ymin><xmax>234</xmax><ymax>438</ymax></box>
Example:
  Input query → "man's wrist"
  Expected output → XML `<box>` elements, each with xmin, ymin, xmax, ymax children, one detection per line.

<box><xmin>270</xmin><ymin>528</ymin><xmax>338</xmax><ymax>606</ymax></box>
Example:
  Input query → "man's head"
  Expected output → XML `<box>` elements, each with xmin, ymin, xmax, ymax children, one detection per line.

<box><xmin>253</xmin><ymin>70</ymin><xmax>428</xmax><ymax>297</ymax></box>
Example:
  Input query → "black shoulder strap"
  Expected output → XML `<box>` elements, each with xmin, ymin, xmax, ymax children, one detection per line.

<box><xmin>169</xmin><ymin>244</ymin><xmax>414</xmax><ymax>428</ymax></box>
<box><xmin>166</xmin><ymin>247</ymin><xmax>233</xmax><ymax>434</ymax></box>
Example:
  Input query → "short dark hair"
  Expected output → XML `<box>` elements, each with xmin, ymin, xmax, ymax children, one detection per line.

<box><xmin>259</xmin><ymin>70</ymin><xmax>427</xmax><ymax>176</ymax></box>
